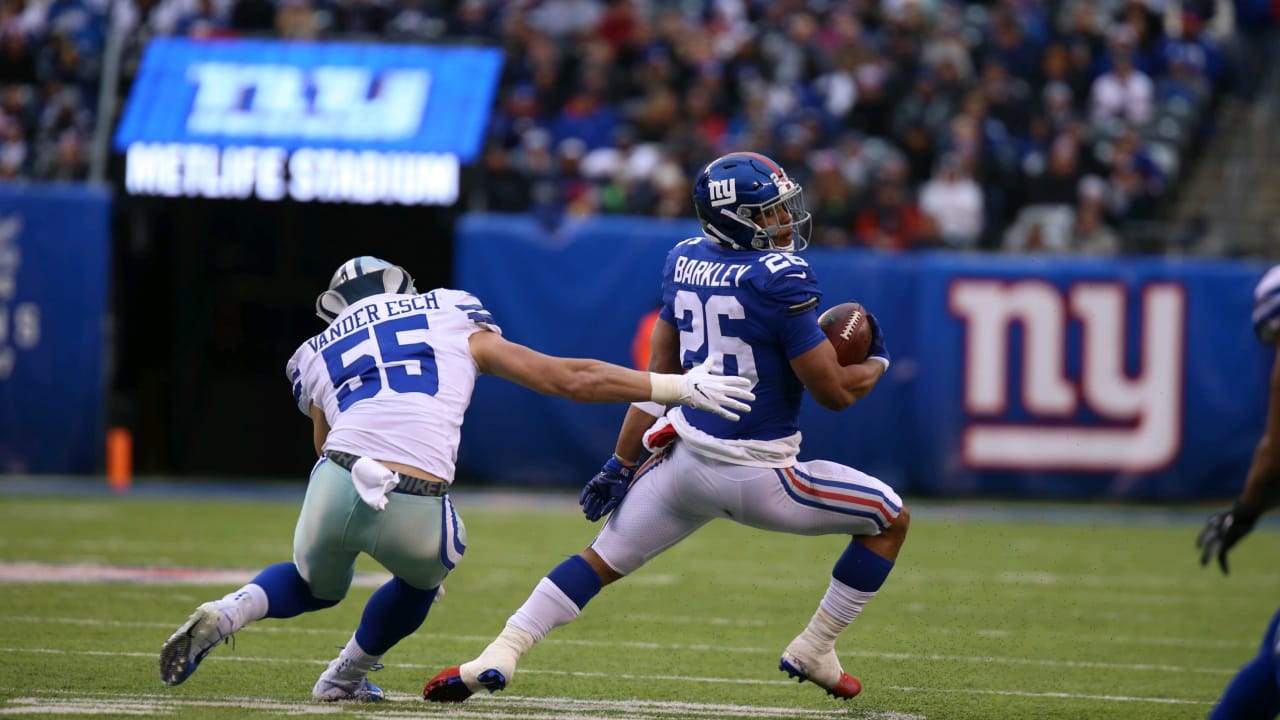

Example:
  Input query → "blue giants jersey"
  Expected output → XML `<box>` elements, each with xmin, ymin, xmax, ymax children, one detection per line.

<box><xmin>658</xmin><ymin>237</ymin><xmax>826</xmax><ymax>441</ymax></box>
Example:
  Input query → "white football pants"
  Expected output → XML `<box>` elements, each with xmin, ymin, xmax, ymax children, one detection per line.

<box><xmin>590</xmin><ymin>442</ymin><xmax>903</xmax><ymax>577</ymax></box>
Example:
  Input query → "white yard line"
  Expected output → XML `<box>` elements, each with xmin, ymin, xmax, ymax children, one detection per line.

<box><xmin>0</xmin><ymin>693</ymin><xmax>924</xmax><ymax>719</ymax></box>
<box><xmin>884</xmin><ymin>685</ymin><xmax>1211</xmax><ymax>706</ymax></box>
<box><xmin>2</xmin><ymin>612</ymin><xmax>1258</xmax><ymax>651</ymax></box>
<box><xmin>0</xmin><ymin>644</ymin><xmax>1231</xmax><ymax>701</ymax></box>
<box><xmin>0</xmin><ymin>612</ymin><xmax>1247</xmax><ymax>676</ymax></box>
<box><xmin>0</xmin><ymin>682</ymin><xmax>1214</xmax><ymax>718</ymax></box>
<box><xmin>0</xmin><ymin>562</ymin><xmax>392</xmax><ymax>587</ymax></box>
<box><xmin>0</xmin><ymin>632</ymin><xmax>1249</xmax><ymax>676</ymax></box>
<box><xmin>4</xmin><ymin>561</ymin><xmax>1276</xmax><ymax>600</ymax></box>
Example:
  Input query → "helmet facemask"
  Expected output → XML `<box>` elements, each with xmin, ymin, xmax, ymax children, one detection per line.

<box><xmin>740</xmin><ymin>180</ymin><xmax>811</xmax><ymax>253</ymax></box>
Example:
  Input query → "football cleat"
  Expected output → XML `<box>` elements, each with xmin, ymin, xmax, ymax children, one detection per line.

<box><xmin>779</xmin><ymin>649</ymin><xmax>862</xmax><ymax>700</ymax></box>
<box><xmin>159</xmin><ymin>603</ymin><xmax>235</xmax><ymax>686</ymax></box>
<box><xmin>312</xmin><ymin>653</ymin><xmax>386</xmax><ymax>702</ymax></box>
<box><xmin>312</xmin><ymin>676</ymin><xmax>385</xmax><ymax>702</ymax></box>
<box><xmin>422</xmin><ymin>665</ymin><xmax>508</xmax><ymax>702</ymax></box>
<box><xmin>424</xmin><ymin>626</ymin><xmax>528</xmax><ymax>702</ymax></box>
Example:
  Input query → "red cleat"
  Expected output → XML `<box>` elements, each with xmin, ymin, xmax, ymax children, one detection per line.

<box><xmin>423</xmin><ymin>665</ymin><xmax>508</xmax><ymax>703</ymax></box>
<box><xmin>779</xmin><ymin>650</ymin><xmax>863</xmax><ymax>700</ymax></box>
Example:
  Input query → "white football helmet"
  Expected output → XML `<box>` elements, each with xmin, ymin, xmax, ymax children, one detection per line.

<box><xmin>316</xmin><ymin>256</ymin><xmax>417</xmax><ymax>322</ymax></box>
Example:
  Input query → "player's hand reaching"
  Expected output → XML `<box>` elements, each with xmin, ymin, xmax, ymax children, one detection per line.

<box><xmin>866</xmin><ymin>312</ymin><xmax>890</xmax><ymax>370</ymax></box>
<box><xmin>580</xmin><ymin>455</ymin><xmax>634</xmax><ymax>522</ymax></box>
<box><xmin>1197</xmin><ymin>502</ymin><xmax>1259</xmax><ymax>574</ymax></box>
<box><xmin>673</xmin><ymin>360</ymin><xmax>755</xmax><ymax>421</ymax></box>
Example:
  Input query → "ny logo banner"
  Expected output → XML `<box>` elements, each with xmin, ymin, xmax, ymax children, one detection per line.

<box><xmin>950</xmin><ymin>280</ymin><xmax>1185</xmax><ymax>473</ymax></box>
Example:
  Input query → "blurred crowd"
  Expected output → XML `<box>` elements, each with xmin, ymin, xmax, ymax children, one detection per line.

<box><xmin>0</xmin><ymin>0</ymin><xmax>1277</xmax><ymax>254</ymax></box>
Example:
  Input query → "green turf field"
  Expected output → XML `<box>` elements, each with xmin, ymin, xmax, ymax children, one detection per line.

<box><xmin>0</xmin><ymin>491</ymin><xmax>1275</xmax><ymax>719</ymax></box>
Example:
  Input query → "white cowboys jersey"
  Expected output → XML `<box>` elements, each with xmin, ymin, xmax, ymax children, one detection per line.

<box><xmin>287</xmin><ymin>288</ymin><xmax>501</xmax><ymax>482</ymax></box>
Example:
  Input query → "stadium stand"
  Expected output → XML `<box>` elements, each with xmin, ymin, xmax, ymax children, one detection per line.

<box><xmin>0</xmin><ymin>0</ymin><xmax>1275</xmax><ymax>254</ymax></box>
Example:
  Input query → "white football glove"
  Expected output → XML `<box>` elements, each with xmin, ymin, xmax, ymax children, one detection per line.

<box><xmin>650</xmin><ymin>360</ymin><xmax>755</xmax><ymax>421</ymax></box>
<box><xmin>350</xmin><ymin>457</ymin><xmax>400</xmax><ymax>511</ymax></box>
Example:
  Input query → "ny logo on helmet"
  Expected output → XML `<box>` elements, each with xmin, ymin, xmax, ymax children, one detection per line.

<box><xmin>708</xmin><ymin>178</ymin><xmax>737</xmax><ymax>207</ymax></box>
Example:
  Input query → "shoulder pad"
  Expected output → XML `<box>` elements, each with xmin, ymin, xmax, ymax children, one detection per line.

<box><xmin>753</xmin><ymin>253</ymin><xmax>815</xmax><ymax>287</ymax></box>
<box><xmin>447</xmin><ymin>289</ymin><xmax>502</xmax><ymax>333</ymax></box>
<box><xmin>752</xmin><ymin>274</ymin><xmax>820</xmax><ymax>316</ymax></box>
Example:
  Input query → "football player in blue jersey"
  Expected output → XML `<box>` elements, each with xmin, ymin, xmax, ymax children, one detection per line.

<box><xmin>157</xmin><ymin>256</ymin><xmax>754</xmax><ymax>701</ymax></box>
<box><xmin>1197</xmin><ymin>265</ymin><xmax>1280</xmax><ymax>719</ymax></box>
<box><xmin>424</xmin><ymin>151</ymin><xmax>907</xmax><ymax>703</ymax></box>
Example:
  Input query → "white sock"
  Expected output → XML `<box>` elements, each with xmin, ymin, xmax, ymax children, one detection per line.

<box><xmin>327</xmin><ymin>634</ymin><xmax>382</xmax><ymax>681</ymax></box>
<box><xmin>489</xmin><ymin>623</ymin><xmax>536</xmax><ymax>658</ymax></box>
<box><xmin>819</xmin><ymin>578</ymin><xmax>876</xmax><ymax>625</ymax></box>
<box><xmin>460</xmin><ymin>576</ymin><xmax>578</xmax><ymax>688</ymax></box>
<box><xmin>508</xmin><ymin>577</ymin><xmax>582</xmax><ymax>642</ymax></box>
<box><xmin>212</xmin><ymin>583</ymin><xmax>268</xmax><ymax>633</ymax></box>
<box><xmin>460</xmin><ymin>624</ymin><xmax>534</xmax><ymax>688</ymax></box>
<box><xmin>795</xmin><ymin>580</ymin><xmax>876</xmax><ymax>653</ymax></box>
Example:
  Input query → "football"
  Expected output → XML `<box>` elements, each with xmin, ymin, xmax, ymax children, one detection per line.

<box><xmin>818</xmin><ymin>301</ymin><xmax>872</xmax><ymax>366</ymax></box>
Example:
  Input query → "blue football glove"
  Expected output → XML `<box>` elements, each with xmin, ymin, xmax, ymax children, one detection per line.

<box><xmin>866</xmin><ymin>312</ymin><xmax>891</xmax><ymax>369</ymax></box>
<box><xmin>579</xmin><ymin>456</ymin><xmax>635</xmax><ymax>522</ymax></box>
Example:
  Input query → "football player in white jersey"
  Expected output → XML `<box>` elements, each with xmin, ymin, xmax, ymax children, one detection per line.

<box><xmin>1197</xmin><ymin>264</ymin><xmax>1280</xmax><ymax>719</ymax></box>
<box><xmin>157</xmin><ymin>256</ymin><xmax>755</xmax><ymax>701</ymax></box>
<box><xmin>424</xmin><ymin>152</ymin><xmax>907</xmax><ymax>703</ymax></box>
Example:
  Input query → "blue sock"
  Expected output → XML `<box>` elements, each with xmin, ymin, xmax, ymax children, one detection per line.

<box><xmin>251</xmin><ymin>562</ymin><xmax>339</xmax><ymax>618</ymax></box>
<box><xmin>831</xmin><ymin>542</ymin><xmax>894</xmax><ymax>593</ymax></box>
<box><xmin>547</xmin><ymin>554</ymin><xmax>603</xmax><ymax>609</ymax></box>
<box><xmin>354</xmin><ymin>578</ymin><xmax>439</xmax><ymax>656</ymax></box>
<box><xmin>1209</xmin><ymin>607</ymin><xmax>1280</xmax><ymax>720</ymax></box>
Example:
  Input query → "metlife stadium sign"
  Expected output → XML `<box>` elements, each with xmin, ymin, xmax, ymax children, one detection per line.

<box><xmin>113</xmin><ymin>39</ymin><xmax>503</xmax><ymax>205</ymax></box>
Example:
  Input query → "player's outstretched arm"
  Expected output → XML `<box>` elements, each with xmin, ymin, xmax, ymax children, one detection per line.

<box><xmin>469</xmin><ymin>331</ymin><xmax>754</xmax><ymax>420</ymax></box>
<box><xmin>1198</xmin><ymin>346</ymin><xmax>1280</xmax><ymax>574</ymax></box>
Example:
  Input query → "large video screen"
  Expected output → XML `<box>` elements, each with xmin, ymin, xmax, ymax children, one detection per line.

<box><xmin>114</xmin><ymin>39</ymin><xmax>503</xmax><ymax>206</ymax></box>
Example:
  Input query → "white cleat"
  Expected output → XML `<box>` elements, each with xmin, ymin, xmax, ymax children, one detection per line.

<box><xmin>779</xmin><ymin>639</ymin><xmax>862</xmax><ymax>700</ymax></box>
<box><xmin>312</xmin><ymin>675</ymin><xmax>385</xmax><ymax>702</ymax></box>
<box><xmin>159</xmin><ymin>603</ymin><xmax>235</xmax><ymax>686</ymax></box>
<box><xmin>312</xmin><ymin>655</ymin><xmax>386</xmax><ymax>702</ymax></box>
